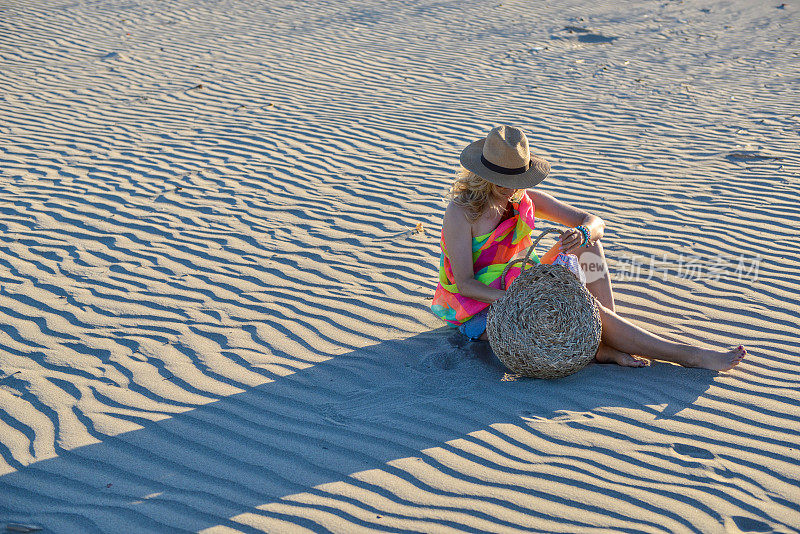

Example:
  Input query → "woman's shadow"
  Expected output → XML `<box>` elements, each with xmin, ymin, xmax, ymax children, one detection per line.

<box><xmin>0</xmin><ymin>327</ymin><xmax>719</xmax><ymax>532</ymax></box>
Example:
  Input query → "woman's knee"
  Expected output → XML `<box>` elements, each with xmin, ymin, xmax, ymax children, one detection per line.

<box><xmin>576</xmin><ymin>239</ymin><xmax>605</xmax><ymax>256</ymax></box>
<box><xmin>577</xmin><ymin>241</ymin><xmax>610</xmax><ymax>280</ymax></box>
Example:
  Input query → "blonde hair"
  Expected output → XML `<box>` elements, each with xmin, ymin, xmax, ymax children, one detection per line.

<box><xmin>448</xmin><ymin>168</ymin><xmax>523</xmax><ymax>222</ymax></box>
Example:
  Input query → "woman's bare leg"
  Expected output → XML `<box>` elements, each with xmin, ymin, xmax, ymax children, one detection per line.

<box><xmin>574</xmin><ymin>240</ymin><xmax>645</xmax><ymax>367</ymax></box>
<box><xmin>575</xmin><ymin>240</ymin><xmax>746</xmax><ymax>369</ymax></box>
<box><xmin>596</xmin><ymin>302</ymin><xmax>747</xmax><ymax>370</ymax></box>
<box><xmin>575</xmin><ymin>240</ymin><xmax>616</xmax><ymax>311</ymax></box>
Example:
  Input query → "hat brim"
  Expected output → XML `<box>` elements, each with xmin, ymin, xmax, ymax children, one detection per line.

<box><xmin>459</xmin><ymin>138</ymin><xmax>550</xmax><ymax>189</ymax></box>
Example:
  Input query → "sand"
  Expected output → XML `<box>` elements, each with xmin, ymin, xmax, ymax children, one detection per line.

<box><xmin>0</xmin><ymin>0</ymin><xmax>799</xmax><ymax>531</ymax></box>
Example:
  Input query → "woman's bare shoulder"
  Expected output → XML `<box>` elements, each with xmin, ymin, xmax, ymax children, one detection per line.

<box><xmin>442</xmin><ymin>201</ymin><xmax>472</xmax><ymax>244</ymax></box>
<box><xmin>443</xmin><ymin>200</ymin><xmax>470</xmax><ymax>223</ymax></box>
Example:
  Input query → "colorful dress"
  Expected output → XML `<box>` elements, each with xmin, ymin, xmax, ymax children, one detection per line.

<box><xmin>431</xmin><ymin>191</ymin><xmax>539</xmax><ymax>327</ymax></box>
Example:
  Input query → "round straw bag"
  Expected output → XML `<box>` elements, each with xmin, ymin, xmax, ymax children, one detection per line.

<box><xmin>486</xmin><ymin>228</ymin><xmax>602</xmax><ymax>379</ymax></box>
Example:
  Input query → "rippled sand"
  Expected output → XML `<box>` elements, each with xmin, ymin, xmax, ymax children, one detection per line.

<box><xmin>1</xmin><ymin>0</ymin><xmax>798</xmax><ymax>531</ymax></box>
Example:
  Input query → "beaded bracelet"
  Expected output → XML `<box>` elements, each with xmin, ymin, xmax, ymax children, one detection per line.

<box><xmin>575</xmin><ymin>225</ymin><xmax>590</xmax><ymax>247</ymax></box>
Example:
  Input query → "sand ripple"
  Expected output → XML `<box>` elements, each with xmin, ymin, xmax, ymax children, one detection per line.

<box><xmin>1</xmin><ymin>0</ymin><xmax>799</xmax><ymax>531</ymax></box>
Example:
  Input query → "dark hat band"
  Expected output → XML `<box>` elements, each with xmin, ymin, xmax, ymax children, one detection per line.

<box><xmin>480</xmin><ymin>154</ymin><xmax>531</xmax><ymax>175</ymax></box>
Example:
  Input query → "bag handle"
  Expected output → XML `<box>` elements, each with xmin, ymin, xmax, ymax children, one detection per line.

<box><xmin>500</xmin><ymin>227</ymin><xmax>564</xmax><ymax>290</ymax></box>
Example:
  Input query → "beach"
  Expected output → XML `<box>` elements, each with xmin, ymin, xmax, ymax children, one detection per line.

<box><xmin>1</xmin><ymin>0</ymin><xmax>799</xmax><ymax>531</ymax></box>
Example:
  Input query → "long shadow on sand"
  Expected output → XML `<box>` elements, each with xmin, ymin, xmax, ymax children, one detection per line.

<box><xmin>0</xmin><ymin>327</ymin><xmax>731</xmax><ymax>533</ymax></box>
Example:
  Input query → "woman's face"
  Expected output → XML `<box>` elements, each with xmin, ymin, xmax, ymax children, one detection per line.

<box><xmin>497</xmin><ymin>186</ymin><xmax>516</xmax><ymax>200</ymax></box>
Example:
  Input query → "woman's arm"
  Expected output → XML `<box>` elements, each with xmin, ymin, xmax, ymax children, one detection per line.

<box><xmin>527</xmin><ymin>189</ymin><xmax>605</xmax><ymax>253</ymax></box>
<box><xmin>441</xmin><ymin>202</ymin><xmax>506</xmax><ymax>304</ymax></box>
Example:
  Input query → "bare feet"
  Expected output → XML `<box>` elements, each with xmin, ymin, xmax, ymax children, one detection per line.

<box><xmin>685</xmin><ymin>345</ymin><xmax>747</xmax><ymax>371</ymax></box>
<box><xmin>594</xmin><ymin>343</ymin><xmax>649</xmax><ymax>368</ymax></box>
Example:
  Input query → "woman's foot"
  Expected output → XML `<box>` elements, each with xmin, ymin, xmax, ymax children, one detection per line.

<box><xmin>685</xmin><ymin>345</ymin><xmax>747</xmax><ymax>371</ymax></box>
<box><xmin>594</xmin><ymin>343</ymin><xmax>649</xmax><ymax>368</ymax></box>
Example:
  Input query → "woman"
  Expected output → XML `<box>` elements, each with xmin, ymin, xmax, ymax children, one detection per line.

<box><xmin>431</xmin><ymin>125</ymin><xmax>746</xmax><ymax>371</ymax></box>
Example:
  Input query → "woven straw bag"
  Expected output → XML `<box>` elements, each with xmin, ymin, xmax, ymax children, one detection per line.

<box><xmin>486</xmin><ymin>228</ymin><xmax>602</xmax><ymax>379</ymax></box>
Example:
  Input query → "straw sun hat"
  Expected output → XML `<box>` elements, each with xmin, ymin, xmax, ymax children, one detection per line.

<box><xmin>460</xmin><ymin>125</ymin><xmax>550</xmax><ymax>189</ymax></box>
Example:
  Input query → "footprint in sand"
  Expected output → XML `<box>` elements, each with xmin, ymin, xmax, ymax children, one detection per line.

<box><xmin>556</xmin><ymin>26</ymin><xmax>617</xmax><ymax>44</ymax></box>
<box><xmin>725</xmin><ymin>150</ymin><xmax>782</xmax><ymax>162</ymax></box>
<box><xmin>414</xmin><ymin>349</ymin><xmax>459</xmax><ymax>371</ymax></box>
<box><xmin>320</xmin><ymin>403</ymin><xmax>349</xmax><ymax>426</ymax></box>
<box><xmin>672</xmin><ymin>443</ymin><xmax>715</xmax><ymax>460</ymax></box>
<box><xmin>728</xmin><ymin>516</ymin><xmax>772</xmax><ymax>532</ymax></box>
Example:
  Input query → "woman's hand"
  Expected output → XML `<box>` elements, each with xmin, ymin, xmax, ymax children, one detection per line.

<box><xmin>558</xmin><ymin>228</ymin><xmax>584</xmax><ymax>254</ymax></box>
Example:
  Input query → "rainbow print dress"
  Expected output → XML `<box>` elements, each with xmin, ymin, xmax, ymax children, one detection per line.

<box><xmin>431</xmin><ymin>191</ymin><xmax>538</xmax><ymax>327</ymax></box>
